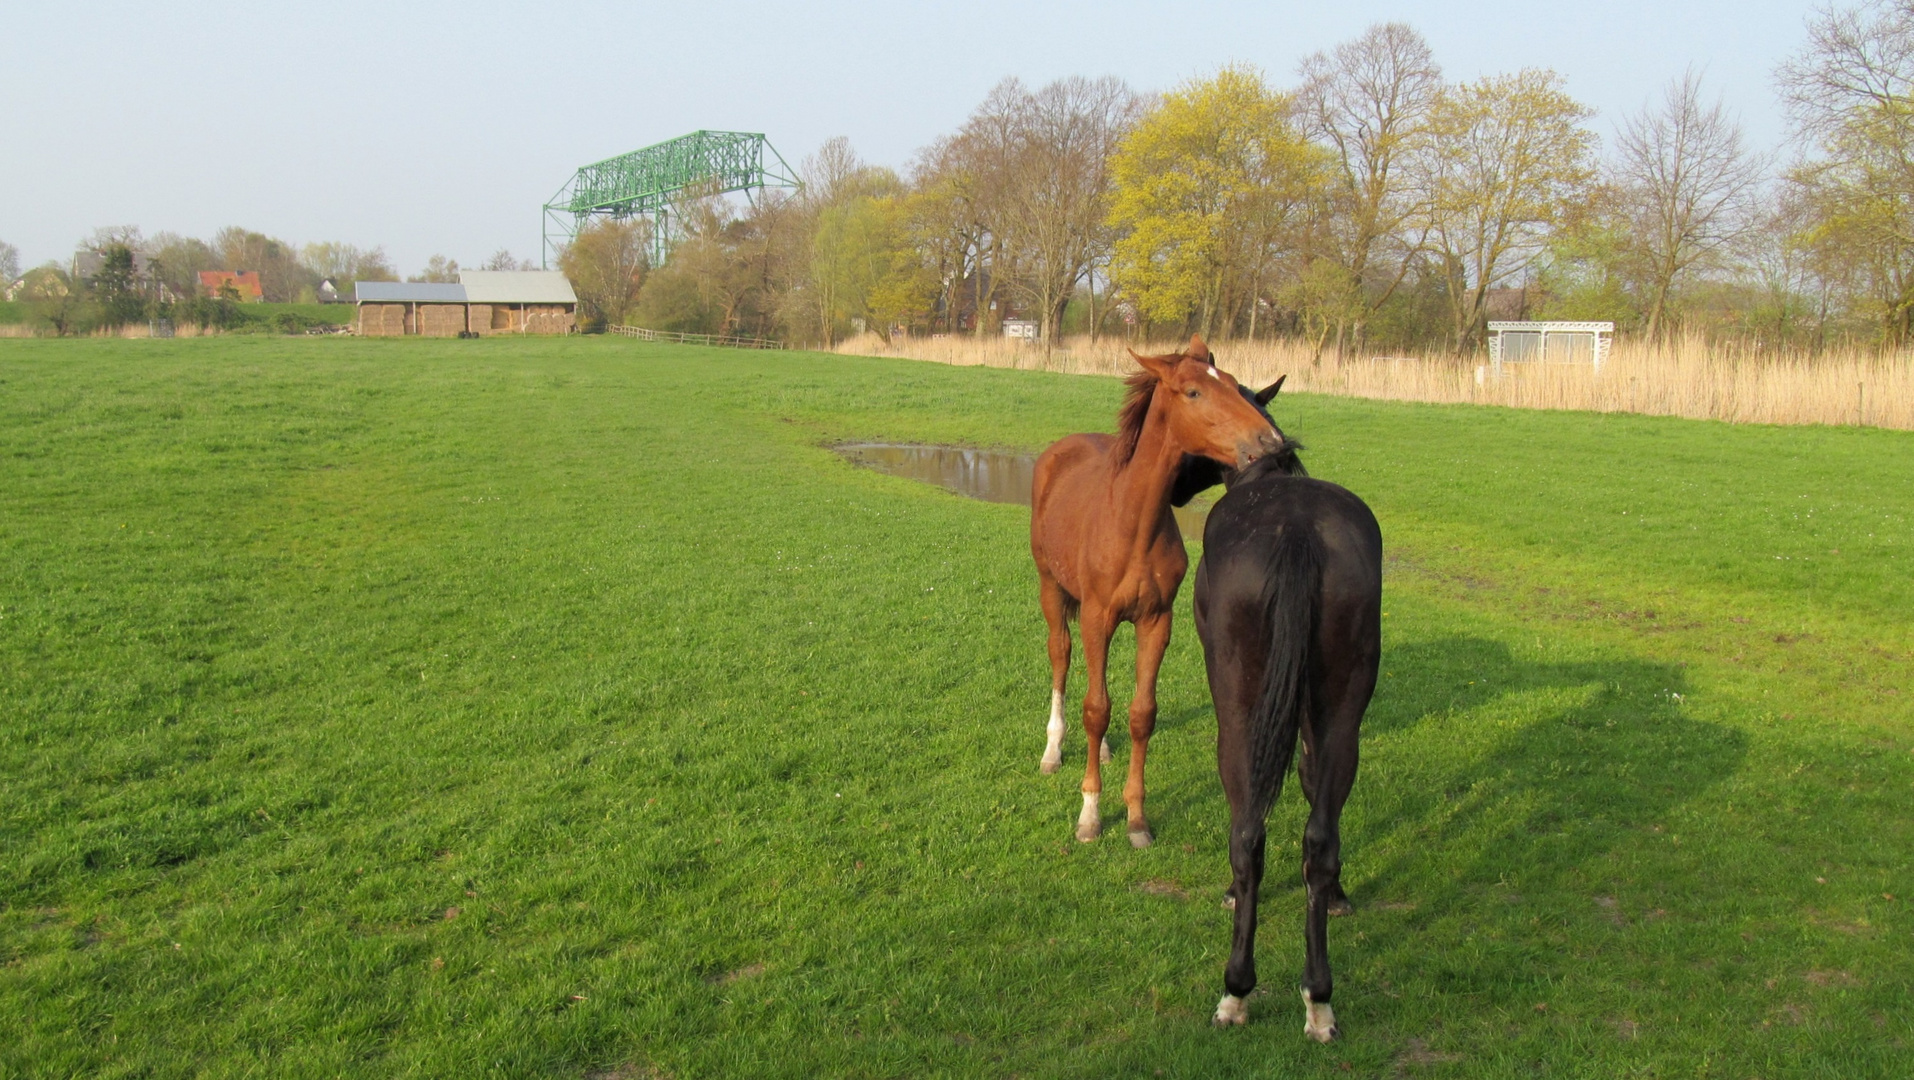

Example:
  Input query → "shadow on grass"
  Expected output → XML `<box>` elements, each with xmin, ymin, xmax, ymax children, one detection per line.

<box><xmin>1146</xmin><ymin>635</ymin><xmax>1745</xmax><ymax>903</ymax></box>
<box><xmin>1352</xmin><ymin>635</ymin><xmax>1746</xmax><ymax>908</ymax></box>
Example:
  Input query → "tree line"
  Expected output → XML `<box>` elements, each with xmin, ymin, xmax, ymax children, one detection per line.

<box><xmin>561</xmin><ymin>6</ymin><xmax>1914</xmax><ymax>354</ymax></box>
<box><xmin>1</xmin><ymin>223</ymin><xmax>537</xmax><ymax>334</ymax></box>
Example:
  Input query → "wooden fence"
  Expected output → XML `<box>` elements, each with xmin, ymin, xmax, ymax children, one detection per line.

<box><xmin>607</xmin><ymin>324</ymin><xmax>785</xmax><ymax>350</ymax></box>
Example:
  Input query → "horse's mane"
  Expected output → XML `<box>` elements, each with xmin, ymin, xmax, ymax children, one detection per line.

<box><xmin>1113</xmin><ymin>366</ymin><xmax>1164</xmax><ymax>466</ymax></box>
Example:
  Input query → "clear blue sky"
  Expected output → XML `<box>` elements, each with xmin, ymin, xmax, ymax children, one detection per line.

<box><xmin>1</xmin><ymin>0</ymin><xmax>1825</xmax><ymax>275</ymax></box>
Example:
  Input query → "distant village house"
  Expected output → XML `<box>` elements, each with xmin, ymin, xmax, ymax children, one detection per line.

<box><xmin>199</xmin><ymin>270</ymin><xmax>265</xmax><ymax>301</ymax></box>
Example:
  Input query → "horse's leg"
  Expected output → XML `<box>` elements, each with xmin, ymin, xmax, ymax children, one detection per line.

<box><xmin>1122</xmin><ymin>611</ymin><xmax>1171</xmax><ymax>848</ymax></box>
<box><xmin>1075</xmin><ymin>606</ymin><xmax>1115</xmax><ymax>842</ymax></box>
<box><xmin>1295</xmin><ymin>725</ymin><xmax>1353</xmax><ymax>916</ymax></box>
<box><xmin>1213</xmin><ymin>738</ymin><xmax>1264</xmax><ymax>1025</ymax></box>
<box><xmin>1299</xmin><ymin>706</ymin><xmax>1362</xmax><ymax>1043</ymax></box>
<box><xmin>1038</xmin><ymin>575</ymin><xmax>1073</xmax><ymax>774</ymax></box>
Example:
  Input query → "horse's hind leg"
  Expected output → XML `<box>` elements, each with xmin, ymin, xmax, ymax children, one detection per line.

<box><xmin>1299</xmin><ymin>706</ymin><xmax>1363</xmax><ymax>1043</ymax></box>
<box><xmin>1122</xmin><ymin>611</ymin><xmax>1171</xmax><ymax>848</ymax></box>
<box><xmin>1039</xmin><ymin>576</ymin><xmax>1073</xmax><ymax>774</ymax></box>
<box><xmin>1296</xmin><ymin>730</ymin><xmax>1353</xmax><ymax>916</ymax></box>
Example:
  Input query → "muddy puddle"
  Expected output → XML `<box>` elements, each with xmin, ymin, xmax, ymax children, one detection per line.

<box><xmin>834</xmin><ymin>443</ymin><xmax>1210</xmax><ymax>536</ymax></box>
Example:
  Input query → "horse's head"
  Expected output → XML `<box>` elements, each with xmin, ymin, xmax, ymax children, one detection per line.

<box><xmin>1169</xmin><ymin>372</ymin><xmax>1302</xmax><ymax>504</ymax></box>
<box><xmin>1130</xmin><ymin>335</ymin><xmax>1287</xmax><ymax>472</ymax></box>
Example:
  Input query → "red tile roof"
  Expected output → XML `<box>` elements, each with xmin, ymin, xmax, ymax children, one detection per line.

<box><xmin>199</xmin><ymin>270</ymin><xmax>264</xmax><ymax>300</ymax></box>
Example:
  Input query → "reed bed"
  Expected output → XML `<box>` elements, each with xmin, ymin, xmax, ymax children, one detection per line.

<box><xmin>836</xmin><ymin>332</ymin><xmax>1914</xmax><ymax>430</ymax></box>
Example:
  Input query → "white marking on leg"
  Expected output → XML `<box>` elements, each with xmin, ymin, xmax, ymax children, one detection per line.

<box><xmin>1213</xmin><ymin>994</ymin><xmax>1248</xmax><ymax>1026</ymax></box>
<box><xmin>1075</xmin><ymin>792</ymin><xmax>1100</xmax><ymax>841</ymax></box>
<box><xmin>1302</xmin><ymin>989</ymin><xmax>1338</xmax><ymax>1042</ymax></box>
<box><xmin>1040</xmin><ymin>690</ymin><xmax>1065</xmax><ymax>772</ymax></box>
<box><xmin>1098</xmin><ymin>737</ymin><xmax>1113</xmax><ymax>763</ymax></box>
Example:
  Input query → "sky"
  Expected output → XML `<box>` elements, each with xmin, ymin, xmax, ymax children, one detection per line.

<box><xmin>1</xmin><ymin>0</ymin><xmax>1830</xmax><ymax>276</ymax></box>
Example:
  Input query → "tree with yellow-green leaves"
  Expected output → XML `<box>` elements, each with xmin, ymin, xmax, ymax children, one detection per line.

<box><xmin>1106</xmin><ymin>65</ymin><xmax>1326</xmax><ymax>340</ymax></box>
<box><xmin>1419</xmin><ymin>69</ymin><xmax>1598</xmax><ymax>352</ymax></box>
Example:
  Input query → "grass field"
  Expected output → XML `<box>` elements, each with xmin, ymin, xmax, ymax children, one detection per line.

<box><xmin>2</xmin><ymin>336</ymin><xmax>1910</xmax><ymax>1078</ymax></box>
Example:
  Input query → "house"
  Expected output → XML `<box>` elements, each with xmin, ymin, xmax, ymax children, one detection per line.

<box><xmin>354</xmin><ymin>270</ymin><xmax>577</xmax><ymax>337</ymax></box>
<box><xmin>199</xmin><ymin>270</ymin><xmax>265</xmax><ymax>301</ymax></box>
<box><xmin>317</xmin><ymin>278</ymin><xmax>341</xmax><ymax>303</ymax></box>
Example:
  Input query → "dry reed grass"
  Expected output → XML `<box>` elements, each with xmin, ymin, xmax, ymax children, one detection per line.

<box><xmin>836</xmin><ymin>333</ymin><xmax>1912</xmax><ymax>430</ymax></box>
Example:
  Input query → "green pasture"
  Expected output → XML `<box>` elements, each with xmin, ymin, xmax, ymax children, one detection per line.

<box><xmin>1</xmin><ymin>337</ymin><xmax>1909</xmax><ymax>1078</ymax></box>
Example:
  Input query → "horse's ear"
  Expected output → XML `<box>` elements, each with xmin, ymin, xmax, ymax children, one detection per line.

<box><xmin>1187</xmin><ymin>334</ymin><xmax>1211</xmax><ymax>361</ymax></box>
<box><xmin>1255</xmin><ymin>375</ymin><xmax>1287</xmax><ymax>406</ymax></box>
<box><xmin>1129</xmin><ymin>348</ymin><xmax>1177</xmax><ymax>380</ymax></box>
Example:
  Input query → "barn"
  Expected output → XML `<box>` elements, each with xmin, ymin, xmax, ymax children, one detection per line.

<box><xmin>355</xmin><ymin>271</ymin><xmax>577</xmax><ymax>337</ymax></box>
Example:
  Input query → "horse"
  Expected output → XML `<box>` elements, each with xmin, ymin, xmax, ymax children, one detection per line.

<box><xmin>1191</xmin><ymin>387</ymin><xmax>1382</xmax><ymax>1039</ymax></box>
<box><xmin>1030</xmin><ymin>335</ymin><xmax>1285</xmax><ymax>847</ymax></box>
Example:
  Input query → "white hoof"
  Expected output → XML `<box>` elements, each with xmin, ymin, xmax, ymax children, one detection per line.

<box><xmin>1213</xmin><ymin>994</ymin><xmax>1248</xmax><ymax>1026</ymax></box>
<box><xmin>1128</xmin><ymin>827</ymin><xmax>1153</xmax><ymax>849</ymax></box>
<box><xmin>1302</xmin><ymin>992</ymin><xmax>1338</xmax><ymax>1042</ymax></box>
<box><xmin>1075</xmin><ymin>792</ymin><xmax>1101</xmax><ymax>842</ymax></box>
<box><xmin>1039</xmin><ymin>752</ymin><xmax>1062</xmax><ymax>774</ymax></box>
<box><xmin>1099</xmin><ymin>738</ymin><xmax>1113</xmax><ymax>763</ymax></box>
<box><xmin>1222</xmin><ymin>893</ymin><xmax>1237</xmax><ymax>910</ymax></box>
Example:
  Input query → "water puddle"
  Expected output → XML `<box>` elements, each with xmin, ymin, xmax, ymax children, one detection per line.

<box><xmin>834</xmin><ymin>443</ymin><xmax>1210</xmax><ymax>535</ymax></box>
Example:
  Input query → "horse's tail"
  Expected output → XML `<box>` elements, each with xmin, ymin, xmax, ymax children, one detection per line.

<box><xmin>1249</xmin><ymin>525</ymin><xmax>1322</xmax><ymax>818</ymax></box>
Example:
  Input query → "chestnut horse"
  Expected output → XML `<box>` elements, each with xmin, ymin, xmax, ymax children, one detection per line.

<box><xmin>1030</xmin><ymin>336</ymin><xmax>1284</xmax><ymax>846</ymax></box>
<box><xmin>1193</xmin><ymin>405</ymin><xmax>1382</xmax><ymax>1038</ymax></box>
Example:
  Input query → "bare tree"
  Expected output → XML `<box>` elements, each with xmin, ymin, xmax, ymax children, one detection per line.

<box><xmin>481</xmin><ymin>249</ymin><xmax>532</xmax><ymax>271</ymax></box>
<box><xmin>994</xmin><ymin>77</ymin><xmax>1141</xmax><ymax>347</ymax></box>
<box><xmin>1614</xmin><ymin>71</ymin><xmax>1768</xmax><ymax>340</ymax></box>
<box><xmin>557</xmin><ymin>218</ymin><xmax>649</xmax><ymax>326</ymax></box>
<box><xmin>1296</xmin><ymin>23</ymin><xmax>1442</xmax><ymax>346</ymax></box>
<box><xmin>1778</xmin><ymin>0</ymin><xmax>1914</xmax><ymax>340</ymax></box>
<box><xmin>0</xmin><ymin>241</ymin><xmax>20</xmax><ymax>288</ymax></box>
<box><xmin>1419</xmin><ymin>70</ymin><xmax>1599</xmax><ymax>352</ymax></box>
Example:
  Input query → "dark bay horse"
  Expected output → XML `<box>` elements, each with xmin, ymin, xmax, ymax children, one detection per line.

<box><xmin>1192</xmin><ymin>398</ymin><xmax>1382</xmax><ymax>1038</ymax></box>
<box><xmin>1030</xmin><ymin>336</ymin><xmax>1284</xmax><ymax>846</ymax></box>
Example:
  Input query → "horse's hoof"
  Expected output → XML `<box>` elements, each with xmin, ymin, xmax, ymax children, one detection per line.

<box><xmin>1039</xmin><ymin>756</ymin><xmax>1061</xmax><ymax>775</ymax></box>
<box><xmin>1302</xmin><ymin>994</ymin><xmax>1338</xmax><ymax>1042</ymax></box>
<box><xmin>1327</xmin><ymin>897</ymin><xmax>1354</xmax><ymax>917</ymax></box>
<box><xmin>1075</xmin><ymin>822</ymin><xmax>1102</xmax><ymax>843</ymax></box>
<box><xmin>1128</xmin><ymin>828</ymin><xmax>1153</xmax><ymax>849</ymax></box>
<box><xmin>1099</xmin><ymin>739</ymin><xmax>1114</xmax><ymax>764</ymax></box>
<box><xmin>1222</xmin><ymin>894</ymin><xmax>1237</xmax><ymax>910</ymax></box>
<box><xmin>1213</xmin><ymin>995</ymin><xmax>1249</xmax><ymax>1026</ymax></box>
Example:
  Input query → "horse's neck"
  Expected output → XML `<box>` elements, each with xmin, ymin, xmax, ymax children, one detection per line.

<box><xmin>1107</xmin><ymin>412</ymin><xmax>1182</xmax><ymax>540</ymax></box>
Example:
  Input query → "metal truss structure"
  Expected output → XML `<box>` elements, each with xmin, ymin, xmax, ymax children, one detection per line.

<box><xmin>542</xmin><ymin>130</ymin><xmax>801</xmax><ymax>268</ymax></box>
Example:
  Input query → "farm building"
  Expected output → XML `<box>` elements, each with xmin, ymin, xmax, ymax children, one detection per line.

<box><xmin>354</xmin><ymin>271</ymin><xmax>577</xmax><ymax>337</ymax></box>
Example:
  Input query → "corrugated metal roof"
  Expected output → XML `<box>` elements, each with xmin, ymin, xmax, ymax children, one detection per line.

<box><xmin>355</xmin><ymin>281</ymin><xmax>467</xmax><ymax>303</ymax></box>
<box><xmin>459</xmin><ymin>271</ymin><xmax>577</xmax><ymax>305</ymax></box>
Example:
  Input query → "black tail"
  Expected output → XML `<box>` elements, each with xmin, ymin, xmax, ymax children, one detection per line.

<box><xmin>1248</xmin><ymin>526</ymin><xmax>1322</xmax><ymax>817</ymax></box>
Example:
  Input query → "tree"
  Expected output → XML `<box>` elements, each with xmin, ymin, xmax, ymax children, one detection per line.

<box><xmin>411</xmin><ymin>255</ymin><xmax>460</xmax><ymax>283</ymax></box>
<box><xmin>92</xmin><ymin>244</ymin><xmax>148</xmax><ymax>328</ymax></box>
<box><xmin>481</xmin><ymin>250</ymin><xmax>532</xmax><ymax>271</ymax></box>
<box><xmin>1419</xmin><ymin>69</ymin><xmax>1598</xmax><ymax>352</ymax></box>
<box><xmin>972</xmin><ymin>76</ymin><xmax>1140</xmax><ymax>347</ymax></box>
<box><xmin>558</xmin><ymin>218</ymin><xmax>649</xmax><ymax>327</ymax></box>
<box><xmin>1612</xmin><ymin>71</ymin><xmax>1767</xmax><ymax>341</ymax></box>
<box><xmin>1778</xmin><ymin>0</ymin><xmax>1914</xmax><ymax>341</ymax></box>
<box><xmin>151</xmin><ymin>233</ymin><xmax>216</xmax><ymax>298</ymax></box>
<box><xmin>0</xmin><ymin>241</ymin><xmax>19</xmax><ymax>290</ymax></box>
<box><xmin>1107</xmin><ymin>65</ymin><xmax>1325</xmax><ymax>338</ymax></box>
<box><xmin>213</xmin><ymin>227</ymin><xmax>314</xmax><ymax>301</ymax></box>
<box><xmin>1295</xmin><ymin>22</ymin><xmax>1442</xmax><ymax>346</ymax></box>
<box><xmin>21</xmin><ymin>263</ymin><xmax>88</xmax><ymax>336</ymax></box>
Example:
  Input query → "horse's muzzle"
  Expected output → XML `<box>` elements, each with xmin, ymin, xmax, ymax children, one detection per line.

<box><xmin>1237</xmin><ymin>430</ymin><xmax>1287</xmax><ymax>467</ymax></box>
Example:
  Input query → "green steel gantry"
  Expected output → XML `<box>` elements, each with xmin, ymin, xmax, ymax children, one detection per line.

<box><xmin>542</xmin><ymin>130</ymin><xmax>800</xmax><ymax>268</ymax></box>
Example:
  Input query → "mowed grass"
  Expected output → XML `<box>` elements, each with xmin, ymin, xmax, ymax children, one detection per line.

<box><xmin>1</xmin><ymin>337</ymin><xmax>1910</xmax><ymax>1079</ymax></box>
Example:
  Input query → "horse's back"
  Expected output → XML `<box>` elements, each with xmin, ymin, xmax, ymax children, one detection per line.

<box><xmin>1203</xmin><ymin>475</ymin><xmax>1380</xmax><ymax>588</ymax></box>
